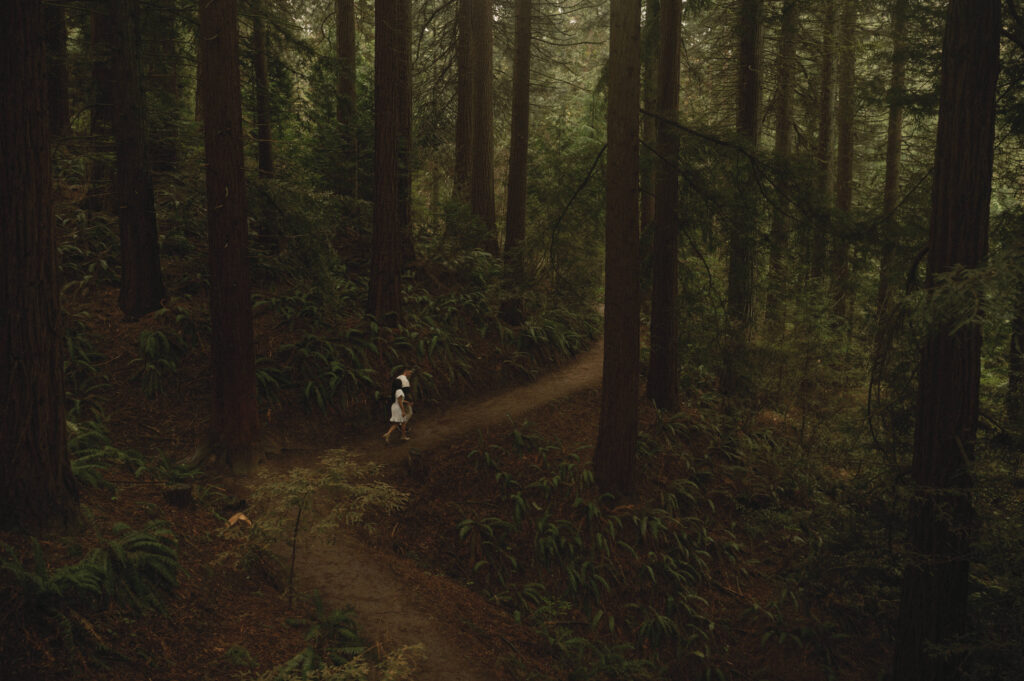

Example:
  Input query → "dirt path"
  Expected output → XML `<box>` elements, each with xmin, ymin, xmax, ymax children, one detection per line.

<box><xmin>362</xmin><ymin>337</ymin><xmax>604</xmax><ymax>464</ymax></box>
<box><xmin>263</xmin><ymin>339</ymin><xmax>604</xmax><ymax>680</ymax></box>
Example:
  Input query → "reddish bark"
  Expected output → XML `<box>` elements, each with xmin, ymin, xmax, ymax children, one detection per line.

<box><xmin>198</xmin><ymin>0</ymin><xmax>260</xmax><ymax>473</ymax></box>
<box><xmin>594</xmin><ymin>0</ymin><xmax>641</xmax><ymax>497</ymax></box>
<box><xmin>1</xmin><ymin>0</ymin><xmax>79</xmax><ymax>531</ymax></box>
<box><xmin>892</xmin><ymin>1</ymin><xmax>1000</xmax><ymax>678</ymax></box>
<box><xmin>646</xmin><ymin>0</ymin><xmax>681</xmax><ymax>411</ymax></box>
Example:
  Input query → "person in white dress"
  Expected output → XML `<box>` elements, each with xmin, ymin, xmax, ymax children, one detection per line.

<box><xmin>383</xmin><ymin>370</ymin><xmax>414</xmax><ymax>443</ymax></box>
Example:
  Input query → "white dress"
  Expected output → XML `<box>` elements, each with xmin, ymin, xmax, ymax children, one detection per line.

<box><xmin>390</xmin><ymin>388</ymin><xmax>407</xmax><ymax>423</ymax></box>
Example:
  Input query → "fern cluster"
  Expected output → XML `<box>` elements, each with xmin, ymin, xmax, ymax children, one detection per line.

<box><xmin>2</xmin><ymin>521</ymin><xmax>178</xmax><ymax>615</ymax></box>
<box><xmin>1</xmin><ymin>521</ymin><xmax>179</xmax><ymax>667</ymax></box>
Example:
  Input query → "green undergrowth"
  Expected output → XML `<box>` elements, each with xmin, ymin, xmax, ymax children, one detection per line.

<box><xmin>382</xmin><ymin>394</ymin><xmax>947</xmax><ymax>681</ymax></box>
<box><xmin>57</xmin><ymin>191</ymin><xmax>602</xmax><ymax>422</ymax></box>
<box><xmin>387</xmin><ymin>411</ymin><xmax>748</xmax><ymax>680</ymax></box>
<box><xmin>255</xmin><ymin>596</ymin><xmax>424</xmax><ymax>681</ymax></box>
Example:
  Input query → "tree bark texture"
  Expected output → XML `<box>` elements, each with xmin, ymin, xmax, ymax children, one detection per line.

<box><xmin>453</xmin><ymin>0</ymin><xmax>473</xmax><ymax>204</ymax></box>
<box><xmin>112</xmin><ymin>0</ymin><xmax>166</xmax><ymax>318</ymax></box>
<box><xmin>594</xmin><ymin>0</ymin><xmax>641</xmax><ymax>497</ymax></box>
<box><xmin>336</xmin><ymin>0</ymin><xmax>357</xmax><ymax>194</ymax></box>
<box><xmin>501</xmin><ymin>0</ymin><xmax>532</xmax><ymax>326</ymax></box>
<box><xmin>198</xmin><ymin>0</ymin><xmax>260</xmax><ymax>474</ymax></box>
<box><xmin>720</xmin><ymin>0</ymin><xmax>762</xmax><ymax>396</ymax></box>
<box><xmin>253</xmin><ymin>7</ymin><xmax>275</xmax><ymax>178</ymax></box>
<box><xmin>640</xmin><ymin>0</ymin><xmax>660</xmax><ymax>235</ymax></box>
<box><xmin>892</xmin><ymin>2</ymin><xmax>999</xmax><ymax>679</ymax></box>
<box><xmin>367</xmin><ymin>0</ymin><xmax>412</xmax><ymax>324</ymax></box>
<box><xmin>810</xmin><ymin>0</ymin><xmax>835</xmax><ymax>279</ymax></box>
<box><xmin>44</xmin><ymin>2</ymin><xmax>70</xmax><ymax>136</ymax></box>
<box><xmin>1</xmin><ymin>0</ymin><xmax>79</xmax><ymax>531</ymax></box>
<box><xmin>469</xmin><ymin>0</ymin><xmax>498</xmax><ymax>255</ymax></box>
<box><xmin>766</xmin><ymin>0</ymin><xmax>798</xmax><ymax>327</ymax></box>
<box><xmin>831</xmin><ymin>0</ymin><xmax>856</xmax><ymax>318</ymax></box>
<box><xmin>646</xmin><ymin>0</ymin><xmax>681</xmax><ymax>411</ymax></box>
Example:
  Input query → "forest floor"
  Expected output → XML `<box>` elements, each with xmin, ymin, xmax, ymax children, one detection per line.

<box><xmin>4</xmin><ymin>290</ymin><xmax>893</xmax><ymax>681</ymax></box>
<box><xmin>228</xmin><ymin>338</ymin><xmax>607</xmax><ymax>681</ymax></box>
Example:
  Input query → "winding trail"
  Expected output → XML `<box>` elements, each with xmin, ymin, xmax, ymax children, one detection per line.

<box><xmin>266</xmin><ymin>339</ymin><xmax>604</xmax><ymax>680</ymax></box>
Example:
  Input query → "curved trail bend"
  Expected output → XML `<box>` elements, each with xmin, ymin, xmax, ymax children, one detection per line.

<box><xmin>267</xmin><ymin>338</ymin><xmax>604</xmax><ymax>680</ymax></box>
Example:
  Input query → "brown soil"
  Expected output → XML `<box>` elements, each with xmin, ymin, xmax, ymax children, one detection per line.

<box><xmin>229</xmin><ymin>339</ymin><xmax>607</xmax><ymax>681</ymax></box>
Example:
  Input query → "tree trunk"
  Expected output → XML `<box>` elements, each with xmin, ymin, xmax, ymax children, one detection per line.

<box><xmin>88</xmin><ymin>8</ymin><xmax>116</xmax><ymax>211</ymax></box>
<box><xmin>112</xmin><ymin>0</ymin><xmax>165</xmax><ymax>319</ymax></box>
<box><xmin>1</xmin><ymin>0</ymin><xmax>79</xmax><ymax>531</ymax></box>
<box><xmin>469</xmin><ymin>0</ymin><xmax>498</xmax><ymax>255</ymax></box>
<box><xmin>640</xmin><ymin>0</ymin><xmax>660</xmax><ymax>236</ymax></box>
<box><xmin>892</xmin><ymin>2</ymin><xmax>999</xmax><ymax>679</ymax></box>
<box><xmin>336</xmin><ymin>0</ymin><xmax>357</xmax><ymax>195</ymax></box>
<box><xmin>44</xmin><ymin>2</ymin><xmax>70</xmax><ymax>137</ymax></box>
<box><xmin>831</xmin><ymin>0</ymin><xmax>856</xmax><ymax>319</ymax></box>
<box><xmin>720</xmin><ymin>0</ymin><xmax>762</xmax><ymax>396</ymax></box>
<box><xmin>646</xmin><ymin>0</ymin><xmax>681</xmax><ymax>411</ymax></box>
<box><xmin>874</xmin><ymin>0</ymin><xmax>909</xmax><ymax>363</ymax></box>
<box><xmin>198</xmin><ymin>0</ymin><xmax>260</xmax><ymax>474</ymax></box>
<box><xmin>148</xmin><ymin>0</ymin><xmax>183</xmax><ymax>172</ymax></box>
<box><xmin>253</xmin><ymin>6</ymin><xmax>274</xmax><ymax>178</ymax></box>
<box><xmin>453</xmin><ymin>0</ymin><xmax>473</xmax><ymax>205</ymax></box>
<box><xmin>766</xmin><ymin>0</ymin><xmax>798</xmax><ymax>329</ymax></box>
<box><xmin>810</xmin><ymin>0</ymin><xmax>835</xmax><ymax>279</ymax></box>
<box><xmin>367</xmin><ymin>0</ymin><xmax>411</xmax><ymax>324</ymax></box>
<box><xmin>501</xmin><ymin>0</ymin><xmax>532</xmax><ymax>326</ymax></box>
<box><xmin>594</xmin><ymin>0</ymin><xmax>641</xmax><ymax>498</ymax></box>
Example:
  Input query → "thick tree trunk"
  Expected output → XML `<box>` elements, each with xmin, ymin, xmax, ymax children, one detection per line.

<box><xmin>253</xmin><ymin>7</ymin><xmax>274</xmax><ymax>178</ymax></box>
<box><xmin>1</xmin><ymin>0</ymin><xmax>79</xmax><ymax>531</ymax></box>
<box><xmin>44</xmin><ymin>2</ymin><xmax>70</xmax><ymax>137</ymax></box>
<box><xmin>831</xmin><ymin>0</ymin><xmax>856</xmax><ymax>319</ymax></box>
<box><xmin>469</xmin><ymin>0</ymin><xmax>498</xmax><ymax>255</ymax></box>
<box><xmin>810</xmin><ymin>0</ymin><xmax>835</xmax><ymax>279</ymax></box>
<box><xmin>453</xmin><ymin>0</ymin><xmax>473</xmax><ymax>204</ymax></box>
<box><xmin>367</xmin><ymin>0</ymin><xmax>411</xmax><ymax>324</ymax></box>
<box><xmin>336</xmin><ymin>0</ymin><xmax>357</xmax><ymax>195</ymax></box>
<box><xmin>720</xmin><ymin>0</ymin><xmax>762</xmax><ymax>396</ymax></box>
<box><xmin>892</xmin><ymin>2</ymin><xmax>1000</xmax><ymax>679</ymax></box>
<box><xmin>198</xmin><ymin>0</ymin><xmax>260</xmax><ymax>474</ymax></box>
<box><xmin>640</xmin><ymin>0</ymin><xmax>660</xmax><ymax>235</ymax></box>
<box><xmin>501</xmin><ymin>0</ymin><xmax>532</xmax><ymax>326</ymax></box>
<box><xmin>874</xmin><ymin>0</ymin><xmax>909</xmax><ymax>362</ymax></box>
<box><xmin>112</xmin><ymin>0</ymin><xmax>165</xmax><ymax>319</ymax></box>
<box><xmin>594</xmin><ymin>0</ymin><xmax>641</xmax><ymax>497</ymax></box>
<box><xmin>646</xmin><ymin>0</ymin><xmax>681</xmax><ymax>411</ymax></box>
<box><xmin>766</xmin><ymin>0</ymin><xmax>798</xmax><ymax>328</ymax></box>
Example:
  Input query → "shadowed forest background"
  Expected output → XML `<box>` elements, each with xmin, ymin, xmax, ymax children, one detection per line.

<box><xmin>2</xmin><ymin>0</ymin><xmax>1024</xmax><ymax>679</ymax></box>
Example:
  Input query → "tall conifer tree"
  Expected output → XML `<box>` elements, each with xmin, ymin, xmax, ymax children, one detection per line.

<box><xmin>112</xmin><ymin>0</ymin><xmax>165</xmax><ymax>318</ymax></box>
<box><xmin>198</xmin><ymin>0</ymin><xmax>260</xmax><ymax>473</ymax></box>
<box><xmin>1</xmin><ymin>0</ymin><xmax>79</xmax><ymax>530</ymax></box>
<box><xmin>892</xmin><ymin>2</ymin><xmax>1000</xmax><ymax>678</ymax></box>
<box><xmin>594</xmin><ymin>0</ymin><xmax>641</xmax><ymax>497</ymax></box>
<box><xmin>367</xmin><ymin>0</ymin><xmax>411</xmax><ymax>323</ymax></box>
<box><xmin>647</xmin><ymin>0</ymin><xmax>681</xmax><ymax>411</ymax></box>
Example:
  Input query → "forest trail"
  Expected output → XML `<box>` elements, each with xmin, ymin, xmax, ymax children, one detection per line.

<box><xmin>263</xmin><ymin>338</ymin><xmax>604</xmax><ymax>680</ymax></box>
